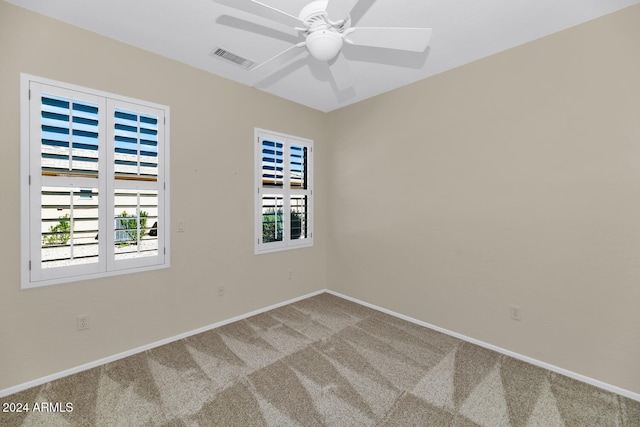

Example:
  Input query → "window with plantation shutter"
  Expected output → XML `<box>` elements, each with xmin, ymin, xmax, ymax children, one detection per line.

<box><xmin>20</xmin><ymin>74</ymin><xmax>170</xmax><ymax>289</ymax></box>
<box><xmin>255</xmin><ymin>129</ymin><xmax>313</xmax><ymax>254</ymax></box>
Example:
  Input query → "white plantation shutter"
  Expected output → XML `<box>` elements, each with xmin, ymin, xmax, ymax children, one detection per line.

<box><xmin>289</xmin><ymin>143</ymin><xmax>310</xmax><ymax>244</ymax></box>
<box><xmin>29</xmin><ymin>85</ymin><xmax>106</xmax><ymax>283</ymax></box>
<box><xmin>255</xmin><ymin>129</ymin><xmax>313</xmax><ymax>254</ymax></box>
<box><xmin>108</xmin><ymin>101</ymin><xmax>165</xmax><ymax>272</ymax></box>
<box><xmin>21</xmin><ymin>75</ymin><xmax>170</xmax><ymax>289</ymax></box>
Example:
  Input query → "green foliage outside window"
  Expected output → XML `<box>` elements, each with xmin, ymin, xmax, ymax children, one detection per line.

<box><xmin>43</xmin><ymin>214</ymin><xmax>71</xmax><ymax>246</ymax></box>
<box><xmin>262</xmin><ymin>209</ymin><xmax>303</xmax><ymax>243</ymax></box>
<box><xmin>116</xmin><ymin>210</ymin><xmax>148</xmax><ymax>243</ymax></box>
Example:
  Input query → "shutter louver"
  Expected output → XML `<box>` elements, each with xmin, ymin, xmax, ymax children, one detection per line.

<box><xmin>41</xmin><ymin>94</ymin><xmax>99</xmax><ymax>178</ymax></box>
<box><xmin>262</xmin><ymin>140</ymin><xmax>284</xmax><ymax>188</ymax></box>
<box><xmin>114</xmin><ymin>109</ymin><xmax>158</xmax><ymax>181</ymax></box>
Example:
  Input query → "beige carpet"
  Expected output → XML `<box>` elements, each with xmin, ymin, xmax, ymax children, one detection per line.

<box><xmin>2</xmin><ymin>293</ymin><xmax>639</xmax><ymax>426</ymax></box>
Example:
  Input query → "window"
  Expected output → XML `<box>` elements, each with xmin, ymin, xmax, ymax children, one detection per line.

<box><xmin>20</xmin><ymin>74</ymin><xmax>170</xmax><ymax>289</ymax></box>
<box><xmin>255</xmin><ymin>129</ymin><xmax>313</xmax><ymax>253</ymax></box>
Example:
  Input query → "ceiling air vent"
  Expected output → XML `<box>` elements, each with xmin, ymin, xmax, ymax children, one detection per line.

<box><xmin>211</xmin><ymin>47</ymin><xmax>255</xmax><ymax>70</ymax></box>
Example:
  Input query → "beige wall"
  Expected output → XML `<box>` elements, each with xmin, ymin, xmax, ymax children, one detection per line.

<box><xmin>327</xmin><ymin>5</ymin><xmax>640</xmax><ymax>395</ymax></box>
<box><xmin>0</xmin><ymin>1</ymin><xmax>327</xmax><ymax>391</ymax></box>
<box><xmin>2</xmin><ymin>0</ymin><xmax>640</xmax><ymax>398</ymax></box>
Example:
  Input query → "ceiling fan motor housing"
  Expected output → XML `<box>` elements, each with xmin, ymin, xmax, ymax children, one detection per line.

<box><xmin>298</xmin><ymin>0</ymin><xmax>330</xmax><ymax>24</ymax></box>
<box><xmin>299</xmin><ymin>0</ymin><xmax>347</xmax><ymax>62</ymax></box>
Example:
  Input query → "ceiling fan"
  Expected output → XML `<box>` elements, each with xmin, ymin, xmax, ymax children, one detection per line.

<box><xmin>211</xmin><ymin>0</ymin><xmax>432</xmax><ymax>90</ymax></box>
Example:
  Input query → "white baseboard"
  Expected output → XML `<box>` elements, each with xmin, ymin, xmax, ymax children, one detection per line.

<box><xmin>3</xmin><ymin>288</ymin><xmax>639</xmax><ymax>403</ymax></box>
<box><xmin>326</xmin><ymin>289</ymin><xmax>640</xmax><ymax>403</ymax></box>
<box><xmin>0</xmin><ymin>289</ymin><xmax>325</xmax><ymax>399</ymax></box>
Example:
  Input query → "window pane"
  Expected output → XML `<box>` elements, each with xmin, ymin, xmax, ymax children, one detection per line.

<box><xmin>41</xmin><ymin>94</ymin><xmax>99</xmax><ymax>178</ymax></box>
<box><xmin>290</xmin><ymin>144</ymin><xmax>307</xmax><ymax>190</ymax></box>
<box><xmin>114</xmin><ymin>189</ymin><xmax>158</xmax><ymax>260</ymax></box>
<box><xmin>291</xmin><ymin>196</ymin><xmax>309</xmax><ymax>240</ymax></box>
<box><xmin>114</xmin><ymin>109</ymin><xmax>158</xmax><ymax>181</ymax></box>
<box><xmin>41</xmin><ymin>187</ymin><xmax>99</xmax><ymax>268</ymax></box>
<box><xmin>262</xmin><ymin>195</ymin><xmax>284</xmax><ymax>243</ymax></box>
<box><xmin>262</xmin><ymin>140</ymin><xmax>283</xmax><ymax>188</ymax></box>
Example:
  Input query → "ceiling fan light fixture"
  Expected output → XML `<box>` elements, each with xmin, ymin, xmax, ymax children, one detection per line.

<box><xmin>306</xmin><ymin>30</ymin><xmax>343</xmax><ymax>61</ymax></box>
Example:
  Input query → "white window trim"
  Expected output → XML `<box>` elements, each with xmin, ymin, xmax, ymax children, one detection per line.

<box><xmin>255</xmin><ymin>128</ymin><xmax>313</xmax><ymax>254</ymax></box>
<box><xmin>20</xmin><ymin>74</ymin><xmax>170</xmax><ymax>289</ymax></box>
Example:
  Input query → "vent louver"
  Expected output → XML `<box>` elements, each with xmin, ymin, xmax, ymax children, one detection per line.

<box><xmin>211</xmin><ymin>48</ymin><xmax>255</xmax><ymax>69</ymax></box>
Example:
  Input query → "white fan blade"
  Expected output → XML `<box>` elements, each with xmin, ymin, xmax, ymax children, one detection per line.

<box><xmin>345</xmin><ymin>27</ymin><xmax>432</xmax><ymax>52</ymax></box>
<box><xmin>211</xmin><ymin>0</ymin><xmax>303</xmax><ymax>28</ymax></box>
<box><xmin>326</xmin><ymin>0</ymin><xmax>362</xmax><ymax>20</ymax></box>
<box><xmin>328</xmin><ymin>53</ymin><xmax>354</xmax><ymax>91</ymax></box>
<box><xmin>251</xmin><ymin>42</ymin><xmax>306</xmax><ymax>74</ymax></box>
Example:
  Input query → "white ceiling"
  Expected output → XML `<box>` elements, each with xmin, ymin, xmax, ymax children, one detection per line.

<box><xmin>6</xmin><ymin>0</ymin><xmax>640</xmax><ymax>112</ymax></box>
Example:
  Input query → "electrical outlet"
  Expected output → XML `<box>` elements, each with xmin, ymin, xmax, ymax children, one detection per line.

<box><xmin>77</xmin><ymin>314</ymin><xmax>90</xmax><ymax>331</ymax></box>
<box><xmin>217</xmin><ymin>285</ymin><xmax>225</xmax><ymax>297</ymax></box>
<box><xmin>510</xmin><ymin>305</ymin><xmax>522</xmax><ymax>321</ymax></box>
<box><xmin>288</xmin><ymin>270</ymin><xmax>293</xmax><ymax>280</ymax></box>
